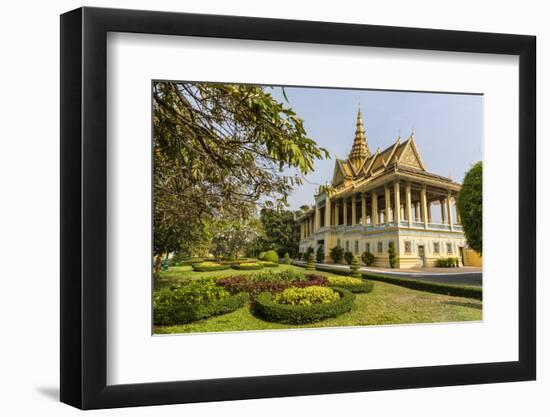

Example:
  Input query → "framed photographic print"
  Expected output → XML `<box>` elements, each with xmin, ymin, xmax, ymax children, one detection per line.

<box><xmin>60</xmin><ymin>6</ymin><xmax>536</xmax><ymax>410</ymax></box>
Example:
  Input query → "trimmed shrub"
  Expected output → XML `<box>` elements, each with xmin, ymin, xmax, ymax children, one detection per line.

<box><xmin>217</xmin><ymin>274</ymin><xmax>328</xmax><ymax>296</ymax></box>
<box><xmin>258</xmin><ymin>251</ymin><xmax>266</xmax><ymax>260</ymax></box>
<box><xmin>305</xmin><ymin>247</ymin><xmax>314</xmax><ymax>258</ymax></box>
<box><xmin>388</xmin><ymin>241</ymin><xmax>397</xmax><ymax>268</ymax></box>
<box><xmin>294</xmin><ymin>262</ymin><xmax>480</xmax><ymax>299</ymax></box>
<box><xmin>344</xmin><ymin>251</ymin><xmax>354</xmax><ymax>265</ymax></box>
<box><xmin>153</xmin><ymin>279</ymin><xmax>248</xmax><ymax>325</ymax></box>
<box><xmin>253</xmin><ymin>269</ymin><xmax>307</xmax><ymax>283</ymax></box>
<box><xmin>435</xmin><ymin>257</ymin><xmax>461</xmax><ymax>268</ymax></box>
<box><xmin>349</xmin><ymin>256</ymin><xmax>362</xmax><ymax>277</ymax></box>
<box><xmin>254</xmin><ymin>287</ymin><xmax>355</xmax><ymax>324</ymax></box>
<box><xmin>263</xmin><ymin>250</ymin><xmax>279</xmax><ymax>263</ymax></box>
<box><xmin>365</xmin><ymin>273</ymin><xmax>482</xmax><ymax>300</ymax></box>
<box><xmin>259</xmin><ymin>261</ymin><xmax>279</xmax><ymax>268</ymax></box>
<box><xmin>316</xmin><ymin>245</ymin><xmax>325</xmax><ymax>263</ymax></box>
<box><xmin>328</xmin><ymin>276</ymin><xmax>374</xmax><ymax>293</ymax></box>
<box><xmin>178</xmin><ymin>258</ymin><xmax>206</xmax><ymax>266</ymax></box>
<box><xmin>283</xmin><ymin>253</ymin><xmax>291</xmax><ymax>264</ymax></box>
<box><xmin>306</xmin><ymin>252</ymin><xmax>316</xmax><ymax>270</ymax></box>
<box><xmin>330</xmin><ymin>246</ymin><xmax>344</xmax><ymax>263</ymax></box>
<box><xmin>231</xmin><ymin>262</ymin><xmax>264</xmax><ymax>271</ymax></box>
<box><xmin>362</xmin><ymin>251</ymin><xmax>375</xmax><ymax>266</ymax></box>
<box><xmin>273</xmin><ymin>286</ymin><xmax>339</xmax><ymax>306</ymax></box>
<box><xmin>192</xmin><ymin>261</ymin><xmax>230</xmax><ymax>272</ymax></box>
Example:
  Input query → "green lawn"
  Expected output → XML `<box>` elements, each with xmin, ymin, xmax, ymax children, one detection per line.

<box><xmin>154</xmin><ymin>264</ymin><xmax>482</xmax><ymax>334</ymax></box>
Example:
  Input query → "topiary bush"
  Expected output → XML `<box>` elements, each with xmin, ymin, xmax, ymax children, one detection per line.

<box><xmin>217</xmin><ymin>274</ymin><xmax>328</xmax><ymax>297</ymax></box>
<box><xmin>388</xmin><ymin>241</ymin><xmax>397</xmax><ymax>268</ymax></box>
<box><xmin>192</xmin><ymin>261</ymin><xmax>231</xmax><ymax>272</ymax></box>
<box><xmin>263</xmin><ymin>250</ymin><xmax>279</xmax><ymax>263</ymax></box>
<box><xmin>361</xmin><ymin>251</ymin><xmax>375</xmax><ymax>266</ymax></box>
<box><xmin>330</xmin><ymin>246</ymin><xmax>344</xmax><ymax>263</ymax></box>
<box><xmin>153</xmin><ymin>278</ymin><xmax>248</xmax><ymax>325</ymax></box>
<box><xmin>231</xmin><ymin>262</ymin><xmax>264</xmax><ymax>271</ymax></box>
<box><xmin>327</xmin><ymin>276</ymin><xmax>374</xmax><ymax>293</ymax></box>
<box><xmin>349</xmin><ymin>256</ymin><xmax>362</xmax><ymax>278</ymax></box>
<box><xmin>316</xmin><ymin>245</ymin><xmax>325</xmax><ymax>263</ymax></box>
<box><xmin>435</xmin><ymin>257</ymin><xmax>461</xmax><ymax>268</ymax></box>
<box><xmin>254</xmin><ymin>287</ymin><xmax>355</xmax><ymax>324</ymax></box>
<box><xmin>273</xmin><ymin>286</ymin><xmax>339</xmax><ymax>306</ymax></box>
<box><xmin>283</xmin><ymin>252</ymin><xmax>291</xmax><ymax>264</ymax></box>
<box><xmin>306</xmin><ymin>252</ymin><xmax>316</xmax><ymax>270</ymax></box>
<box><xmin>259</xmin><ymin>261</ymin><xmax>279</xmax><ymax>268</ymax></box>
<box><xmin>344</xmin><ymin>251</ymin><xmax>354</xmax><ymax>265</ymax></box>
<box><xmin>258</xmin><ymin>251</ymin><xmax>266</xmax><ymax>260</ymax></box>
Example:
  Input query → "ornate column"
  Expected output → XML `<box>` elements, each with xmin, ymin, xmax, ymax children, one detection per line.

<box><xmin>440</xmin><ymin>199</ymin><xmax>446</xmax><ymax>224</ymax></box>
<box><xmin>420</xmin><ymin>186</ymin><xmax>428</xmax><ymax>227</ymax></box>
<box><xmin>361</xmin><ymin>192</ymin><xmax>367</xmax><ymax>224</ymax></box>
<box><xmin>335</xmin><ymin>199</ymin><xmax>340</xmax><ymax>226</ymax></box>
<box><xmin>405</xmin><ymin>183</ymin><xmax>412</xmax><ymax>227</ymax></box>
<box><xmin>456</xmin><ymin>198</ymin><xmax>461</xmax><ymax>224</ymax></box>
<box><xmin>427</xmin><ymin>201</ymin><xmax>432</xmax><ymax>223</ymax></box>
<box><xmin>351</xmin><ymin>194</ymin><xmax>357</xmax><ymax>225</ymax></box>
<box><xmin>394</xmin><ymin>181</ymin><xmax>401</xmax><ymax>224</ymax></box>
<box><xmin>325</xmin><ymin>195</ymin><xmax>331</xmax><ymax>228</ymax></box>
<box><xmin>385</xmin><ymin>185</ymin><xmax>391</xmax><ymax>224</ymax></box>
<box><xmin>446</xmin><ymin>193</ymin><xmax>454</xmax><ymax>231</ymax></box>
<box><xmin>343</xmin><ymin>197</ymin><xmax>348</xmax><ymax>226</ymax></box>
<box><xmin>371</xmin><ymin>191</ymin><xmax>379</xmax><ymax>225</ymax></box>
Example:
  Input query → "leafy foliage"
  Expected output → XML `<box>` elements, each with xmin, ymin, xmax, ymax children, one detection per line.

<box><xmin>254</xmin><ymin>288</ymin><xmax>355</xmax><ymax>324</ymax></box>
<box><xmin>153</xmin><ymin>81</ymin><xmax>329</xmax><ymax>258</ymax></box>
<box><xmin>316</xmin><ymin>245</ymin><xmax>325</xmax><ymax>263</ymax></box>
<box><xmin>457</xmin><ymin>161</ymin><xmax>482</xmax><ymax>254</ymax></box>
<box><xmin>330</xmin><ymin>246</ymin><xmax>344</xmax><ymax>263</ymax></box>
<box><xmin>306</xmin><ymin>252</ymin><xmax>316</xmax><ymax>270</ymax></box>
<box><xmin>435</xmin><ymin>257</ymin><xmax>460</xmax><ymax>267</ymax></box>
<box><xmin>283</xmin><ymin>252</ymin><xmax>291</xmax><ymax>264</ymax></box>
<box><xmin>263</xmin><ymin>250</ymin><xmax>279</xmax><ymax>263</ymax></box>
<box><xmin>273</xmin><ymin>286</ymin><xmax>339</xmax><ymax>306</ymax></box>
<box><xmin>344</xmin><ymin>251</ymin><xmax>354</xmax><ymax>265</ymax></box>
<box><xmin>217</xmin><ymin>274</ymin><xmax>328</xmax><ymax>296</ymax></box>
<box><xmin>349</xmin><ymin>256</ymin><xmax>362</xmax><ymax>277</ymax></box>
<box><xmin>328</xmin><ymin>276</ymin><xmax>374</xmax><ymax>293</ymax></box>
<box><xmin>361</xmin><ymin>251</ymin><xmax>375</xmax><ymax>266</ymax></box>
<box><xmin>388</xmin><ymin>241</ymin><xmax>397</xmax><ymax>268</ymax></box>
<box><xmin>153</xmin><ymin>278</ymin><xmax>248</xmax><ymax>325</ymax></box>
<box><xmin>192</xmin><ymin>261</ymin><xmax>230</xmax><ymax>272</ymax></box>
<box><xmin>231</xmin><ymin>262</ymin><xmax>264</xmax><ymax>270</ymax></box>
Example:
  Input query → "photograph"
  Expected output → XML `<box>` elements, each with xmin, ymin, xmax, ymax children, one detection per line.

<box><xmin>152</xmin><ymin>81</ymin><xmax>483</xmax><ymax>334</ymax></box>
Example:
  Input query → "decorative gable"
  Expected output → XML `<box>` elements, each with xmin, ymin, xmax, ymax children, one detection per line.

<box><xmin>396</xmin><ymin>138</ymin><xmax>426</xmax><ymax>171</ymax></box>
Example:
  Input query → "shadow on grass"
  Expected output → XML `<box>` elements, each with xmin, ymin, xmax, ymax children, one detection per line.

<box><xmin>442</xmin><ymin>300</ymin><xmax>482</xmax><ymax>310</ymax></box>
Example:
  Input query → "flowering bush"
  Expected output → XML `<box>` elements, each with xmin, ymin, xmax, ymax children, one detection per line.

<box><xmin>217</xmin><ymin>274</ymin><xmax>328</xmax><ymax>296</ymax></box>
<box><xmin>273</xmin><ymin>286</ymin><xmax>339</xmax><ymax>306</ymax></box>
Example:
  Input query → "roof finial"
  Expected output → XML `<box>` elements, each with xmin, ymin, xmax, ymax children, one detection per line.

<box><xmin>348</xmin><ymin>104</ymin><xmax>370</xmax><ymax>168</ymax></box>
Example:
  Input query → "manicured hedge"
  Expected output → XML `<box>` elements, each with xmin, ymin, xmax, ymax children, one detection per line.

<box><xmin>217</xmin><ymin>275</ymin><xmax>328</xmax><ymax>296</ymax></box>
<box><xmin>260</xmin><ymin>261</ymin><xmax>279</xmax><ymax>268</ymax></box>
<box><xmin>293</xmin><ymin>262</ymin><xmax>481</xmax><ymax>300</ymax></box>
<box><xmin>154</xmin><ymin>293</ymin><xmax>248</xmax><ymax>325</ymax></box>
<box><xmin>293</xmin><ymin>262</ymin><xmax>351</xmax><ymax>277</ymax></box>
<box><xmin>192</xmin><ymin>262</ymin><xmax>230</xmax><ymax>272</ymax></box>
<box><xmin>327</xmin><ymin>276</ymin><xmax>374</xmax><ymax>293</ymax></box>
<box><xmin>231</xmin><ymin>263</ymin><xmax>264</xmax><ymax>271</ymax></box>
<box><xmin>263</xmin><ymin>250</ymin><xmax>279</xmax><ymax>263</ymax></box>
<box><xmin>365</xmin><ymin>273</ymin><xmax>482</xmax><ymax>300</ymax></box>
<box><xmin>254</xmin><ymin>287</ymin><xmax>355</xmax><ymax>324</ymax></box>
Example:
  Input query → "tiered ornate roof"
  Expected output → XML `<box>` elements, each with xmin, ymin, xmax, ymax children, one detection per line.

<box><xmin>331</xmin><ymin>108</ymin><xmax>454</xmax><ymax>189</ymax></box>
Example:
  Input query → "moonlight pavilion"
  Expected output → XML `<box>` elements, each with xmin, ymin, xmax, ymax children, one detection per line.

<box><xmin>297</xmin><ymin>108</ymin><xmax>478</xmax><ymax>268</ymax></box>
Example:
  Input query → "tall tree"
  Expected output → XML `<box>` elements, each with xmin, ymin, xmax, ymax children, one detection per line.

<box><xmin>457</xmin><ymin>161</ymin><xmax>483</xmax><ymax>254</ymax></box>
<box><xmin>153</xmin><ymin>82</ymin><xmax>328</xmax><ymax>258</ymax></box>
<box><xmin>258</xmin><ymin>208</ymin><xmax>301</xmax><ymax>257</ymax></box>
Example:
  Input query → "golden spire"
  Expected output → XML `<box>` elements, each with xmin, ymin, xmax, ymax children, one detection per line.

<box><xmin>348</xmin><ymin>105</ymin><xmax>370</xmax><ymax>169</ymax></box>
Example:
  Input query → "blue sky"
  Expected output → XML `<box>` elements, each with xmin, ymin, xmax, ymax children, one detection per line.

<box><xmin>271</xmin><ymin>86</ymin><xmax>483</xmax><ymax>211</ymax></box>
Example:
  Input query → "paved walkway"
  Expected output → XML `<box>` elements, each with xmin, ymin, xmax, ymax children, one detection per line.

<box><xmin>294</xmin><ymin>261</ymin><xmax>482</xmax><ymax>287</ymax></box>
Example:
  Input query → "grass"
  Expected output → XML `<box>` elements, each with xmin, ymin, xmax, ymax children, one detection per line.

<box><xmin>154</xmin><ymin>264</ymin><xmax>482</xmax><ymax>334</ymax></box>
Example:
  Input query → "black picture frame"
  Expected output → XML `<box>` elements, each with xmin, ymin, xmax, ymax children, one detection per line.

<box><xmin>60</xmin><ymin>6</ymin><xmax>536</xmax><ymax>410</ymax></box>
